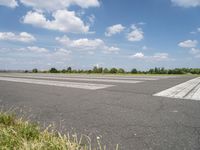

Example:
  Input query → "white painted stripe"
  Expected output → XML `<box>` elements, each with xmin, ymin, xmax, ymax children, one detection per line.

<box><xmin>36</xmin><ymin>75</ymin><xmax>160</xmax><ymax>80</ymax></box>
<box><xmin>0</xmin><ymin>75</ymin><xmax>144</xmax><ymax>83</ymax></box>
<box><xmin>0</xmin><ymin>77</ymin><xmax>114</xmax><ymax>90</ymax></box>
<box><xmin>154</xmin><ymin>77</ymin><xmax>200</xmax><ymax>101</ymax></box>
<box><xmin>185</xmin><ymin>83</ymin><xmax>200</xmax><ymax>100</ymax></box>
<box><xmin>0</xmin><ymin>73</ymin><xmax>175</xmax><ymax>80</ymax></box>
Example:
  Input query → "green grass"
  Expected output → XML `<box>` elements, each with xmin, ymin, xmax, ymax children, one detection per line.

<box><xmin>0</xmin><ymin>112</ymin><xmax>116</xmax><ymax>150</ymax></box>
<box><xmin>31</xmin><ymin>72</ymin><xmax>191</xmax><ymax>76</ymax></box>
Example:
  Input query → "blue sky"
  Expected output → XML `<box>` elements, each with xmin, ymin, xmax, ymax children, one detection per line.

<box><xmin>0</xmin><ymin>0</ymin><xmax>200</xmax><ymax>71</ymax></box>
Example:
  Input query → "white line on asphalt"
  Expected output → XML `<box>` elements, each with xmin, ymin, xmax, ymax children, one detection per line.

<box><xmin>154</xmin><ymin>77</ymin><xmax>200</xmax><ymax>101</ymax></box>
<box><xmin>0</xmin><ymin>75</ymin><xmax>145</xmax><ymax>83</ymax></box>
<box><xmin>0</xmin><ymin>77</ymin><xmax>115</xmax><ymax>90</ymax></box>
<box><xmin>0</xmin><ymin>73</ymin><xmax>176</xmax><ymax>80</ymax></box>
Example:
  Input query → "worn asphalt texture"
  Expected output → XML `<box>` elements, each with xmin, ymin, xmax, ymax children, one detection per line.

<box><xmin>0</xmin><ymin>74</ymin><xmax>199</xmax><ymax>150</ymax></box>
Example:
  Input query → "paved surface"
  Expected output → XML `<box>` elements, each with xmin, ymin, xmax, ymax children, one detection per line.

<box><xmin>0</xmin><ymin>73</ymin><xmax>200</xmax><ymax>150</ymax></box>
<box><xmin>154</xmin><ymin>77</ymin><xmax>200</xmax><ymax>101</ymax></box>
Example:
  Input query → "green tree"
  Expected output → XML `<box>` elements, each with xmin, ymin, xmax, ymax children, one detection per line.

<box><xmin>97</xmin><ymin>67</ymin><xmax>103</xmax><ymax>73</ymax></box>
<box><xmin>32</xmin><ymin>68</ymin><xmax>38</xmax><ymax>73</ymax></box>
<box><xmin>61</xmin><ymin>69</ymin><xmax>66</xmax><ymax>73</ymax></box>
<box><xmin>131</xmin><ymin>68</ymin><xmax>137</xmax><ymax>74</ymax></box>
<box><xmin>110</xmin><ymin>68</ymin><xmax>118</xmax><ymax>74</ymax></box>
<box><xmin>118</xmin><ymin>68</ymin><xmax>125</xmax><ymax>74</ymax></box>
<box><xmin>49</xmin><ymin>68</ymin><xmax>58</xmax><ymax>73</ymax></box>
<box><xmin>67</xmin><ymin>67</ymin><xmax>72</xmax><ymax>73</ymax></box>
<box><xmin>87</xmin><ymin>70</ymin><xmax>92</xmax><ymax>74</ymax></box>
<box><xmin>93</xmin><ymin>66</ymin><xmax>98</xmax><ymax>73</ymax></box>
<box><xmin>103</xmin><ymin>68</ymin><xmax>109</xmax><ymax>73</ymax></box>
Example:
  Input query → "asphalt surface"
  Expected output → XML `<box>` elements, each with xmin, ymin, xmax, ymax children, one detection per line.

<box><xmin>0</xmin><ymin>73</ymin><xmax>200</xmax><ymax>150</ymax></box>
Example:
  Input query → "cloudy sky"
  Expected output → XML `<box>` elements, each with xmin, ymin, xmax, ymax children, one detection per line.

<box><xmin>0</xmin><ymin>0</ymin><xmax>200</xmax><ymax>70</ymax></box>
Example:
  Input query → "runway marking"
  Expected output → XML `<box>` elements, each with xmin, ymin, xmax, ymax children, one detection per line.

<box><xmin>154</xmin><ymin>77</ymin><xmax>200</xmax><ymax>101</ymax></box>
<box><xmin>0</xmin><ymin>77</ymin><xmax>115</xmax><ymax>90</ymax></box>
<box><xmin>0</xmin><ymin>73</ymin><xmax>177</xmax><ymax>81</ymax></box>
<box><xmin>0</xmin><ymin>75</ymin><xmax>144</xmax><ymax>83</ymax></box>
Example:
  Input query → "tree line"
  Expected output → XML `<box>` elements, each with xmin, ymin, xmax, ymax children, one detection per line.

<box><xmin>30</xmin><ymin>67</ymin><xmax>200</xmax><ymax>75</ymax></box>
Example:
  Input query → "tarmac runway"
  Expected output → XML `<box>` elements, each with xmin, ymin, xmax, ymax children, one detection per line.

<box><xmin>0</xmin><ymin>73</ymin><xmax>200</xmax><ymax>150</ymax></box>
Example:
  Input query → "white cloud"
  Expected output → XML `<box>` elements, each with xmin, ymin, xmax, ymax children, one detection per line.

<box><xmin>130</xmin><ymin>52</ymin><xmax>169</xmax><ymax>61</ymax></box>
<box><xmin>27</xmin><ymin>46</ymin><xmax>48</xmax><ymax>53</ymax></box>
<box><xmin>22</xmin><ymin>47</ymin><xmax>71</xmax><ymax>58</ymax></box>
<box><xmin>190</xmin><ymin>31</ymin><xmax>197</xmax><ymax>34</ymax></box>
<box><xmin>105</xmin><ymin>24</ymin><xmax>125</xmax><ymax>37</ymax></box>
<box><xmin>0</xmin><ymin>0</ymin><xmax>18</xmax><ymax>8</ymax></box>
<box><xmin>142</xmin><ymin>46</ymin><xmax>148</xmax><ymax>50</ymax></box>
<box><xmin>23</xmin><ymin>10</ymin><xmax>89</xmax><ymax>33</ymax></box>
<box><xmin>188</xmin><ymin>48</ymin><xmax>200</xmax><ymax>58</ymax></box>
<box><xmin>56</xmin><ymin>35</ymin><xmax>120</xmax><ymax>54</ymax></box>
<box><xmin>153</xmin><ymin>53</ymin><xmax>169</xmax><ymax>61</ymax></box>
<box><xmin>178</xmin><ymin>40</ymin><xmax>198</xmax><ymax>48</ymax></box>
<box><xmin>127</xmin><ymin>25</ymin><xmax>144</xmax><ymax>42</ymax></box>
<box><xmin>20</xmin><ymin>0</ymin><xmax>100</xmax><ymax>11</ymax></box>
<box><xmin>190</xmin><ymin>48</ymin><xmax>200</xmax><ymax>54</ymax></box>
<box><xmin>0</xmin><ymin>32</ymin><xmax>36</xmax><ymax>42</ymax></box>
<box><xmin>190</xmin><ymin>28</ymin><xmax>200</xmax><ymax>34</ymax></box>
<box><xmin>0</xmin><ymin>46</ymin><xmax>72</xmax><ymax>69</ymax></box>
<box><xmin>48</xmin><ymin>48</ymin><xmax>71</xmax><ymax>61</ymax></box>
<box><xmin>103</xmin><ymin>46</ymin><xmax>120</xmax><ymax>54</ymax></box>
<box><xmin>130</xmin><ymin>52</ymin><xmax>144</xmax><ymax>58</ymax></box>
<box><xmin>18</xmin><ymin>46</ymin><xmax>48</xmax><ymax>53</ymax></box>
<box><xmin>88</xmin><ymin>14</ymin><xmax>95</xmax><ymax>25</ymax></box>
<box><xmin>138</xmin><ymin>22</ymin><xmax>146</xmax><ymax>25</ymax></box>
<box><xmin>171</xmin><ymin>0</ymin><xmax>200</xmax><ymax>7</ymax></box>
<box><xmin>56</xmin><ymin>36</ymin><xmax>104</xmax><ymax>50</ymax></box>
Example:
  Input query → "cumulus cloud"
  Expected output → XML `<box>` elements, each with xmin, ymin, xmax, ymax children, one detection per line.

<box><xmin>142</xmin><ymin>46</ymin><xmax>148</xmax><ymax>50</ymax></box>
<box><xmin>127</xmin><ymin>25</ymin><xmax>144</xmax><ymax>42</ymax></box>
<box><xmin>178</xmin><ymin>40</ymin><xmax>198</xmax><ymax>48</ymax></box>
<box><xmin>20</xmin><ymin>0</ymin><xmax>100</xmax><ymax>11</ymax></box>
<box><xmin>153</xmin><ymin>53</ymin><xmax>169</xmax><ymax>61</ymax></box>
<box><xmin>0</xmin><ymin>0</ymin><xmax>18</xmax><ymax>8</ymax></box>
<box><xmin>56</xmin><ymin>36</ymin><xmax>104</xmax><ymax>50</ymax></box>
<box><xmin>130</xmin><ymin>52</ymin><xmax>144</xmax><ymax>58</ymax></box>
<box><xmin>19</xmin><ymin>0</ymin><xmax>100</xmax><ymax>34</ymax></box>
<box><xmin>130</xmin><ymin>52</ymin><xmax>169</xmax><ymax>61</ymax></box>
<box><xmin>190</xmin><ymin>48</ymin><xmax>200</xmax><ymax>54</ymax></box>
<box><xmin>0</xmin><ymin>32</ymin><xmax>36</xmax><ymax>42</ymax></box>
<box><xmin>22</xmin><ymin>10</ymin><xmax>89</xmax><ymax>33</ymax></box>
<box><xmin>103</xmin><ymin>46</ymin><xmax>120</xmax><ymax>54</ymax></box>
<box><xmin>171</xmin><ymin>0</ymin><xmax>200</xmax><ymax>7</ymax></box>
<box><xmin>48</xmin><ymin>48</ymin><xmax>71</xmax><ymax>61</ymax></box>
<box><xmin>19</xmin><ymin>46</ymin><xmax>49</xmax><ymax>53</ymax></box>
<box><xmin>0</xmin><ymin>46</ymin><xmax>72</xmax><ymax>69</ymax></box>
<box><xmin>105</xmin><ymin>24</ymin><xmax>125</xmax><ymax>37</ymax></box>
<box><xmin>88</xmin><ymin>14</ymin><xmax>95</xmax><ymax>25</ymax></box>
<box><xmin>25</xmin><ymin>47</ymin><xmax>71</xmax><ymax>58</ymax></box>
<box><xmin>187</xmin><ymin>48</ymin><xmax>200</xmax><ymax>58</ymax></box>
<box><xmin>56</xmin><ymin>35</ymin><xmax>120</xmax><ymax>54</ymax></box>
<box><xmin>178</xmin><ymin>40</ymin><xmax>200</xmax><ymax>58</ymax></box>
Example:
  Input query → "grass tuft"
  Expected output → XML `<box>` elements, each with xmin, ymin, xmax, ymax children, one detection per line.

<box><xmin>0</xmin><ymin>112</ymin><xmax>117</xmax><ymax>150</ymax></box>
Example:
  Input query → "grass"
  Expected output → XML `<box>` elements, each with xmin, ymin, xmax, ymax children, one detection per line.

<box><xmin>29</xmin><ymin>72</ymin><xmax>190</xmax><ymax>76</ymax></box>
<box><xmin>0</xmin><ymin>112</ymin><xmax>116</xmax><ymax>150</ymax></box>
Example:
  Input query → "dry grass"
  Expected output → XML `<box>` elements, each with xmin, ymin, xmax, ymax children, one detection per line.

<box><xmin>0</xmin><ymin>112</ymin><xmax>118</xmax><ymax>150</ymax></box>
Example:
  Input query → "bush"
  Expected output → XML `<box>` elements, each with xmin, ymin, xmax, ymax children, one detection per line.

<box><xmin>131</xmin><ymin>68</ymin><xmax>137</xmax><ymax>74</ymax></box>
<box><xmin>110</xmin><ymin>68</ymin><xmax>118</xmax><ymax>74</ymax></box>
<box><xmin>49</xmin><ymin>68</ymin><xmax>58</xmax><ymax>73</ymax></box>
<box><xmin>32</xmin><ymin>68</ymin><xmax>38</xmax><ymax>73</ymax></box>
<box><xmin>103</xmin><ymin>68</ymin><xmax>109</xmax><ymax>73</ymax></box>
<box><xmin>118</xmin><ymin>68</ymin><xmax>125</xmax><ymax>74</ymax></box>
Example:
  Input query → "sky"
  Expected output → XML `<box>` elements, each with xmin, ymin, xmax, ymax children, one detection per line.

<box><xmin>0</xmin><ymin>0</ymin><xmax>200</xmax><ymax>71</ymax></box>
